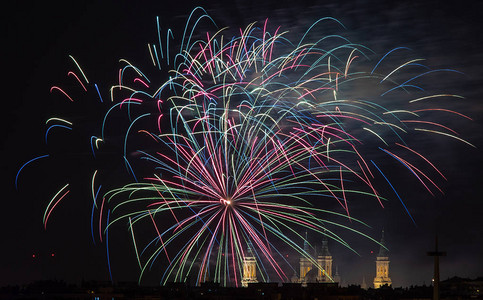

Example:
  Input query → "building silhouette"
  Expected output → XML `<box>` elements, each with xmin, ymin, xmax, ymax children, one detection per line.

<box><xmin>373</xmin><ymin>229</ymin><xmax>392</xmax><ymax>288</ymax></box>
<box><xmin>333</xmin><ymin>265</ymin><xmax>341</xmax><ymax>284</ymax></box>
<box><xmin>316</xmin><ymin>235</ymin><xmax>333</xmax><ymax>282</ymax></box>
<box><xmin>296</xmin><ymin>232</ymin><xmax>336</xmax><ymax>285</ymax></box>
<box><xmin>241</xmin><ymin>242</ymin><xmax>258</xmax><ymax>287</ymax></box>
<box><xmin>299</xmin><ymin>232</ymin><xmax>313</xmax><ymax>285</ymax></box>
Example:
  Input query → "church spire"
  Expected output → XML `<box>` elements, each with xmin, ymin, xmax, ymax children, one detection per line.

<box><xmin>303</xmin><ymin>230</ymin><xmax>310</xmax><ymax>252</ymax></box>
<box><xmin>316</xmin><ymin>233</ymin><xmax>333</xmax><ymax>282</ymax></box>
<box><xmin>374</xmin><ymin>229</ymin><xmax>392</xmax><ymax>288</ymax></box>
<box><xmin>377</xmin><ymin>228</ymin><xmax>388</xmax><ymax>257</ymax></box>
<box><xmin>247</xmin><ymin>239</ymin><xmax>255</xmax><ymax>257</ymax></box>
<box><xmin>299</xmin><ymin>230</ymin><xmax>313</xmax><ymax>286</ymax></box>
<box><xmin>333</xmin><ymin>265</ymin><xmax>341</xmax><ymax>284</ymax></box>
<box><xmin>320</xmin><ymin>234</ymin><xmax>331</xmax><ymax>256</ymax></box>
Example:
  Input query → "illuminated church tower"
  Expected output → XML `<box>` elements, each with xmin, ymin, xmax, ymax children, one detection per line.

<box><xmin>373</xmin><ymin>230</ymin><xmax>392</xmax><ymax>288</ymax></box>
<box><xmin>316</xmin><ymin>235</ymin><xmax>333</xmax><ymax>282</ymax></box>
<box><xmin>241</xmin><ymin>242</ymin><xmax>258</xmax><ymax>287</ymax></box>
<box><xmin>299</xmin><ymin>232</ymin><xmax>312</xmax><ymax>285</ymax></box>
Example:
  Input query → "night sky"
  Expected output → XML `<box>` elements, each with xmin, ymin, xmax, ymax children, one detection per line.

<box><xmin>3</xmin><ymin>0</ymin><xmax>483</xmax><ymax>288</ymax></box>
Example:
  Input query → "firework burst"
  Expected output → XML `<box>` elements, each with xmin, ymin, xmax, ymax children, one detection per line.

<box><xmin>17</xmin><ymin>7</ymin><xmax>473</xmax><ymax>286</ymax></box>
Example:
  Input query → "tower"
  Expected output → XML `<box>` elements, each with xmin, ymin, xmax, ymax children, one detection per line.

<box><xmin>333</xmin><ymin>266</ymin><xmax>341</xmax><ymax>284</ymax></box>
<box><xmin>373</xmin><ymin>229</ymin><xmax>392</xmax><ymax>288</ymax></box>
<box><xmin>427</xmin><ymin>236</ymin><xmax>446</xmax><ymax>300</ymax></box>
<box><xmin>361</xmin><ymin>276</ymin><xmax>368</xmax><ymax>289</ymax></box>
<box><xmin>299</xmin><ymin>231</ymin><xmax>312</xmax><ymax>285</ymax></box>
<box><xmin>241</xmin><ymin>242</ymin><xmax>258</xmax><ymax>287</ymax></box>
<box><xmin>316</xmin><ymin>235</ymin><xmax>333</xmax><ymax>282</ymax></box>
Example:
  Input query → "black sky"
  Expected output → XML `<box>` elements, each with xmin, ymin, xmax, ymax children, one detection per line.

<box><xmin>3</xmin><ymin>0</ymin><xmax>483</xmax><ymax>288</ymax></box>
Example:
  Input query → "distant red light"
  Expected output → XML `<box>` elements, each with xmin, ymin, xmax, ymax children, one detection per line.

<box><xmin>32</xmin><ymin>254</ymin><xmax>36</xmax><ymax>258</ymax></box>
<box><xmin>51</xmin><ymin>253</ymin><xmax>55</xmax><ymax>257</ymax></box>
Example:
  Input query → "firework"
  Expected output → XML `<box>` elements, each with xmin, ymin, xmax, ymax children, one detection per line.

<box><xmin>17</xmin><ymin>7</ymin><xmax>472</xmax><ymax>286</ymax></box>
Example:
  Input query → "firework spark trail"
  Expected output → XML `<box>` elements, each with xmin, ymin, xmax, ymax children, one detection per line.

<box><xmin>16</xmin><ymin>7</ymin><xmax>473</xmax><ymax>286</ymax></box>
<box><xmin>106</xmin><ymin>15</ymin><xmax>463</xmax><ymax>283</ymax></box>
